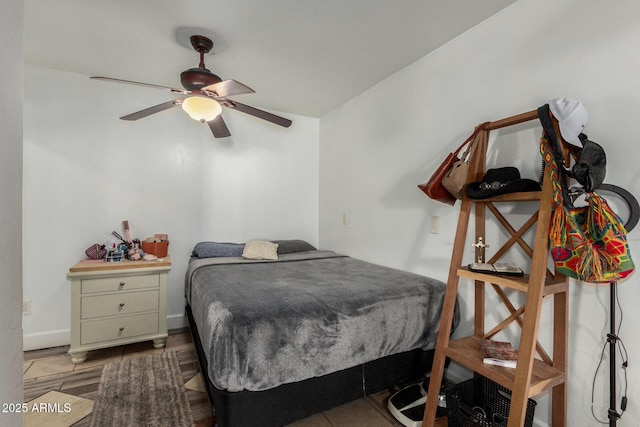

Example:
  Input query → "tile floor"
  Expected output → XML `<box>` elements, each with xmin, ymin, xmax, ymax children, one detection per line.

<box><xmin>23</xmin><ymin>328</ymin><xmax>446</xmax><ymax>427</ymax></box>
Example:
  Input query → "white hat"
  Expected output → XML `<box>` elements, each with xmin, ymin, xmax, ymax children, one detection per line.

<box><xmin>548</xmin><ymin>98</ymin><xmax>588</xmax><ymax>147</ymax></box>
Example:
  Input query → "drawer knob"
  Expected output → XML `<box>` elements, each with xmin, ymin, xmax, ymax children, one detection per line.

<box><xmin>119</xmin><ymin>302</ymin><xmax>125</xmax><ymax>307</ymax></box>
<box><xmin>119</xmin><ymin>281</ymin><xmax>125</xmax><ymax>287</ymax></box>
<box><xmin>119</xmin><ymin>327</ymin><xmax>125</xmax><ymax>332</ymax></box>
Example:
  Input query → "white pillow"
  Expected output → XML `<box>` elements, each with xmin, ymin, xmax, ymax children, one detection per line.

<box><xmin>242</xmin><ymin>240</ymin><xmax>279</xmax><ymax>260</ymax></box>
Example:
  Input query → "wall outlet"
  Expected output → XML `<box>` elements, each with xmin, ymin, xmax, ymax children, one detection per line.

<box><xmin>23</xmin><ymin>300</ymin><xmax>31</xmax><ymax>315</ymax></box>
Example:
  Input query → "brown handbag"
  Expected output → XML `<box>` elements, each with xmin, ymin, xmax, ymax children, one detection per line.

<box><xmin>442</xmin><ymin>136</ymin><xmax>479</xmax><ymax>199</ymax></box>
<box><xmin>418</xmin><ymin>152</ymin><xmax>459</xmax><ymax>205</ymax></box>
<box><xmin>418</xmin><ymin>123</ymin><xmax>488</xmax><ymax>205</ymax></box>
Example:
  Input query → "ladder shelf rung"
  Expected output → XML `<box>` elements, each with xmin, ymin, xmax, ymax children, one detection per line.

<box><xmin>457</xmin><ymin>267</ymin><xmax>567</xmax><ymax>295</ymax></box>
<box><xmin>444</xmin><ymin>336</ymin><xmax>566</xmax><ymax>398</ymax></box>
<box><xmin>468</xmin><ymin>191</ymin><xmax>542</xmax><ymax>203</ymax></box>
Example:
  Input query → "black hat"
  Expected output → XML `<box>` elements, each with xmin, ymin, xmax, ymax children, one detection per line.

<box><xmin>466</xmin><ymin>167</ymin><xmax>541</xmax><ymax>199</ymax></box>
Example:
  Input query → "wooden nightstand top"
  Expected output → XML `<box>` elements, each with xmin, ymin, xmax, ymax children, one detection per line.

<box><xmin>68</xmin><ymin>256</ymin><xmax>171</xmax><ymax>273</ymax></box>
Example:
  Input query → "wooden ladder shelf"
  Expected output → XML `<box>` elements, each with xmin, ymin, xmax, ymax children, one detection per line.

<box><xmin>422</xmin><ymin>110</ymin><xmax>569</xmax><ymax>427</ymax></box>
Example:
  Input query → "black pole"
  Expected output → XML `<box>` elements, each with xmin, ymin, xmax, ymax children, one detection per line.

<box><xmin>607</xmin><ymin>281</ymin><xmax>620</xmax><ymax>426</ymax></box>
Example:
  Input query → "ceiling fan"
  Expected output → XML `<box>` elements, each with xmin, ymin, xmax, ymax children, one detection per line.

<box><xmin>91</xmin><ymin>35</ymin><xmax>292</xmax><ymax>138</ymax></box>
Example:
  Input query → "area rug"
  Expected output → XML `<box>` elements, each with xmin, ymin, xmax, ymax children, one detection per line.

<box><xmin>90</xmin><ymin>351</ymin><xmax>194</xmax><ymax>427</ymax></box>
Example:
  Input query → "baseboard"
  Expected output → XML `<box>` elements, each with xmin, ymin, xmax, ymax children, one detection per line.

<box><xmin>167</xmin><ymin>312</ymin><xmax>188</xmax><ymax>330</ymax></box>
<box><xmin>23</xmin><ymin>329</ymin><xmax>70</xmax><ymax>351</ymax></box>
<box><xmin>24</xmin><ymin>313</ymin><xmax>189</xmax><ymax>351</ymax></box>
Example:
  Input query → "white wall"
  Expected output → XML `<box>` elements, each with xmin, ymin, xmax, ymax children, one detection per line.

<box><xmin>0</xmin><ymin>1</ymin><xmax>24</xmax><ymax>426</ymax></box>
<box><xmin>319</xmin><ymin>0</ymin><xmax>640</xmax><ymax>426</ymax></box>
<box><xmin>22</xmin><ymin>65</ymin><xmax>319</xmax><ymax>350</ymax></box>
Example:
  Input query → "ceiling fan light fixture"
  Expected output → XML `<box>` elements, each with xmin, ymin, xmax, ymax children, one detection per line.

<box><xmin>181</xmin><ymin>96</ymin><xmax>222</xmax><ymax>122</ymax></box>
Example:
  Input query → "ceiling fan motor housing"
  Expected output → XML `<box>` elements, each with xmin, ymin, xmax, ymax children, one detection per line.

<box><xmin>180</xmin><ymin>68</ymin><xmax>222</xmax><ymax>91</ymax></box>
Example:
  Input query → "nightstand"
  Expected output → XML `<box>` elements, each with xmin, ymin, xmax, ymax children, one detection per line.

<box><xmin>66</xmin><ymin>257</ymin><xmax>171</xmax><ymax>363</ymax></box>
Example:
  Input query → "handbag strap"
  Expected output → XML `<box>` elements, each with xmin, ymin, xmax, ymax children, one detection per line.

<box><xmin>540</xmin><ymin>135</ymin><xmax>565</xmax><ymax>208</ymax></box>
<box><xmin>538</xmin><ymin>105</ymin><xmax>576</xmax><ymax>207</ymax></box>
<box><xmin>453</xmin><ymin>122</ymin><xmax>491</xmax><ymax>156</ymax></box>
<box><xmin>459</xmin><ymin>136</ymin><xmax>477</xmax><ymax>163</ymax></box>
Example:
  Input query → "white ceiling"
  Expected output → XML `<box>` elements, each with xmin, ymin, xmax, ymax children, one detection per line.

<box><xmin>25</xmin><ymin>0</ymin><xmax>515</xmax><ymax>118</ymax></box>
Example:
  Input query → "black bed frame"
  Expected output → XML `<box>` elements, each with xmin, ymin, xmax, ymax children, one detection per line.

<box><xmin>186</xmin><ymin>304</ymin><xmax>435</xmax><ymax>427</ymax></box>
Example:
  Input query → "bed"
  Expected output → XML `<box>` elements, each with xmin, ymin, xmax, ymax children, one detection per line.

<box><xmin>185</xmin><ymin>240</ymin><xmax>458</xmax><ymax>427</ymax></box>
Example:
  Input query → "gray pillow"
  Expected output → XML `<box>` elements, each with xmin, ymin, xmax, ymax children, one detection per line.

<box><xmin>271</xmin><ymin>240</ymin><xmax>317</xmax><ymax>254</ymax></box>
<box><xmin>191</xmin><ymin>242</ymin><xmax>245</xmax><ymax>258</ymax></box>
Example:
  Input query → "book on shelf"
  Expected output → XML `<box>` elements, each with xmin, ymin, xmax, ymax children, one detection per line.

<box><xmin>468</xmin><ymin>262</ymin><xmax>524</xmax><ymax>276</ymax></box>
<box><xmin>480</xmin><ymin>339</ymin><xmax>518</xmax><ymax>368</ymax></box>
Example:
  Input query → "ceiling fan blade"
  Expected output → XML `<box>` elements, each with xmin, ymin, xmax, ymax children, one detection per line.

<box><xmin>120</xmin><ymin>100</ymin><xmax>180</xmax><ymax>121</ymax></box>
<box><xmin>207</xmin><ymin>115</ymin><xmax>231</xmax><ymax>138</ymax></box>
<box><xmin>222</xmin><ymin>100</ymin><xmax>292</xmax><ymax>128</ymax></box>
<box><xmin>201</xmin><ymin>79</ymin><xmax>255</xmax><ymax>98</ymax></box>
<box><xmin>91</xmin><ymin>76</ymin><xmax>189</xmax><ymax>94</ymax></box>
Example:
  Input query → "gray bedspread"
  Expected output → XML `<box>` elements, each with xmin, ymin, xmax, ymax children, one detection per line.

<box><xmin>185</xmin><ymin>250</ymin><xmax>457</xmax><ymax>392</ymax></box>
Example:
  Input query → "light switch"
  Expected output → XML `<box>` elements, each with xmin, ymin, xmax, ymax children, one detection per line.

<box><xmin>430</xmin><ymin>216</ymin><xmax>440</xmax><ymax>234</ymax></box>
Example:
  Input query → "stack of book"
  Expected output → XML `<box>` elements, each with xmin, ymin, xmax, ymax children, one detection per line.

<box><xmin>479</xmin><ymin>339</ymin><xmax>518</xmax><ymax>368</ymax></box>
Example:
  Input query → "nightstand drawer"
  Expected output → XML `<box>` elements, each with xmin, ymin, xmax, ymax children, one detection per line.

<box><xmin>81</xmin><ymin>312</ymin><xmax>159</xmax><ymax>345</ymax></box>
<box><xmin>81</xmin><ymin>274</ymin><xmax>159</xmax><ymax>294</ymax></box>
<box><xmin>81</xmin><ymin>290</ymin><xmax>159</xmax><ymax>319</ymax></box>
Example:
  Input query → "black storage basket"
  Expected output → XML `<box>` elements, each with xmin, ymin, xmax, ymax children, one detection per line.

<box><xmin>445</xmin><ymin>376</ymin><xmax>536</xmax><ymax>427</ymax></box>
